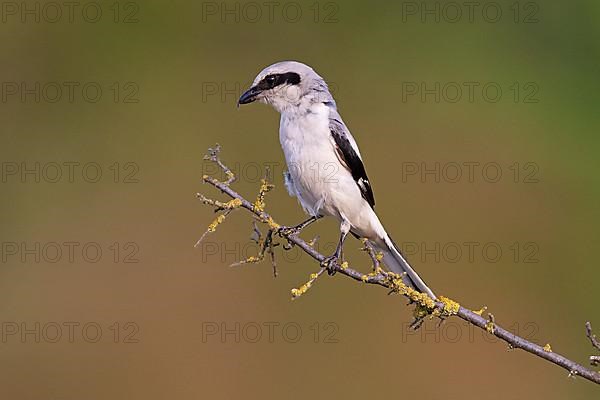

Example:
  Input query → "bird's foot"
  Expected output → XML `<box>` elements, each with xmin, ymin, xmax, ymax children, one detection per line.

<box><xmin>277</xmin><ymin>216</ymin><xmax>319</xmax><ymax>237</ymax></box>
<box><xmin>277</xmin><ymin>225</ymin><xmax>302</xmax><ymax>238</ymax></box>
<box><xmin>320</xmin><ymin>254</ymin><xmax>341</xmax><ymax>276</ymax></box>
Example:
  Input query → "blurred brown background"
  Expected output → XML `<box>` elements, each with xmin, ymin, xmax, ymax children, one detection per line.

<box><xmin>0</xmin><ymin>0</ymin><xmax>599</xmax><ymax>399</ymax></box>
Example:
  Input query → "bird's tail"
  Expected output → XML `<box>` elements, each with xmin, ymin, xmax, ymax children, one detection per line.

<box><xmin>372</xmin><ymin>235</ymin><xmax>436</xmax><ymax>300</ymax></box>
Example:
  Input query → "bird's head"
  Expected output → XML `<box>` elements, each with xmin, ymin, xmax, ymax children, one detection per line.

<box><xmin>238</xmin><ymin>61</ymin><xmax>334</xmax><ymax>114</ymax></box>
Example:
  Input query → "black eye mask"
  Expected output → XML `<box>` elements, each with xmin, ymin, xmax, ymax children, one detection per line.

<box><xmin>257</xmin><ymin>72</ymin><xmax>301</xmax><ymax>90</ymax></box>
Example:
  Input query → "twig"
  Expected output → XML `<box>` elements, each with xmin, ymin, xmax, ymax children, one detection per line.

<box><xmin>204</xmin><ymin>144</ymin><xmax>235</xmax><ymax>185</ymax></box>
<box><xmin>231</xmin><ymin>225</ymin><xmax>279</xmax><ymax>277</ymax></box>
<box><xmin>198</xmin><ymin>145</ymin><xmax>600</xmax><ymax>386</ymax></box>
<box><xmin>586</xmin><ymin>322</ymin><xmax>600</xmax><ymax>366</ymax></box>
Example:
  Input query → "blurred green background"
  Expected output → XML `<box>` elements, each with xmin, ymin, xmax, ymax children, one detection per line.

<box><xmin>1</xmin><ymin>0</ymin><xmax>599</xmax><ymax>398</ymax></box>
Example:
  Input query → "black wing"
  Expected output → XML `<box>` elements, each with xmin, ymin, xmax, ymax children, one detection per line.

<box><xmin>330</xmin><ymin>119</ymin><xmax>375</xmax><ymax>208</ymax></box>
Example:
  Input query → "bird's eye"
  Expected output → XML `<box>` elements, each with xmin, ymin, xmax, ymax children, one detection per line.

<box><xmin>265</xmin><ymin>75</ymin><xmax>277</xmax><ymax>85</ymax></box>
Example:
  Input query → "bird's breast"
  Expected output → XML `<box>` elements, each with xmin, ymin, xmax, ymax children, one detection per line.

<box><xmin>278</xmin><ymin>110</ymin><xmax>348</xmax><ymax>217</ymax></box>
<box><xmin>279</xmin><ymin>110</ymin><xmax>335</xmax><ymax>182</ymax></box>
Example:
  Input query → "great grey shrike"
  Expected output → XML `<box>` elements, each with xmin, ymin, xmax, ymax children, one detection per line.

<box><xmin>238</xmin><ymin>61</ymin><xmax>436</xmax><ymax>299</ymax></box>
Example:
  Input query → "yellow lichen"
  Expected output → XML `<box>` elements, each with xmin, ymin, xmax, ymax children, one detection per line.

<box><xmin>543</xmin><ymin>343</ymin><xmax>552</xmax><ymax>352</ymax></box>
<box><xmin>266</xmin><ymin>217</ymin><xmax>280</xmax><ymax>230</ymax></box>
<box><xmin>363</xmin><ymin>268</ymin><xmax>384</xmax><ymax>281</ymax></box>
<box><xmin>340</xmin><ymin>261</ymin><xmax>348</xmax><ymax>270</ymax></box>
<box><xmin>291</xmin><ymin>272</ymin><xmax>322</xmax><ymax>299</ymax></box>
<box><xmin>291</xmin><ymin>282</ymin><xmax>311</xmax><ymax>298</ymax></box>
<box><xmin>207</xmin><ymin>214</ymin><xmax>226</xmax><ymax>232</ymax></box>
<box><xmin>486</xmin><ymin>320</ymin><xmax>495</xmax><ymax>334</ymax></box>
<box><xmin>438</xmin><ymin>296</ymin><xmax>460</xmax><ymax>317</ymax></box>
<box><xmin>224</xmin><ymin>198</ymin><xmax>242</xmax><ymax>209</ymax></box>
<box><xmin>253</xmin><ymin>178</ymin><xmax>275</xmax><ymax>212</ymax></box>
<box><xmin>410</xmin><ymin>290</ymin><xmax>437</xmax><ymax>310</ymax></box>
<box><xmin>389</xmin><ymin>275</ymin><xmax>437</xmax><ymax>310</ymax></box>
<box><xmin>413</xmin><ymin>304</ymin><xmax>430</xmax><ymax>320</ymax></box>
<box><xmin>233</xmin><ymin>255</ymin><xmax>260</xmax><ymax>266</ymax></box>
<box><xmin>474</xmin><ymin>306</ymin><xmax>487</xmax><ymax>316</ymax></box>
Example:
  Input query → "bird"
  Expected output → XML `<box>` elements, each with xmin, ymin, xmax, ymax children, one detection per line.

<box><xmin>238</xmin><ymin>61</ymin><xmax>436</xmax><ymax>299</ymax></box>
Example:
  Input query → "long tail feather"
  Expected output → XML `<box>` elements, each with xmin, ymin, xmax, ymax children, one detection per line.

<box><xmin>373</xmin><ymin>235</ymin><xmax>436</xmax><ymax>300</ymax></box>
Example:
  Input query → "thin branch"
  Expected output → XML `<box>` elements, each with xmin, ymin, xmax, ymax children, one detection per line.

<box><xmin>198</xmin><ymin>146</ymin><xmax>600</xmax><ymax>386</ymax></box>
<box><xmin>586</xmin><ymin>322</ymin><xmax>600</xmax><ymax>367</ymax></box>
<box><xmin>204</xmin><ymin>144</ymin><xmax>236</xmax><ymax>185</ymax></box>
<box><xmin>231</xmin><ymin>223</ymin><xmax>278</xmax><ymax>277</ymax></box>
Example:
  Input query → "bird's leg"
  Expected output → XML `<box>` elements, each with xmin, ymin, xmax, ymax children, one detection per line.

<box><xmin>278</xmin><ymin>215</ymin><xmax>322</xmax><ymax>237</ymax></box>
<box><xmin>321</xmin><ymin>221</ymin><xmax>351</xmax><ymax>276</ymax></box>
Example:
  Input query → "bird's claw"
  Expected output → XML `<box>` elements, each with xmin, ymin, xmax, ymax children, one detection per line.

<box><xmin>277</xmin><ymin>225</ymin><xmax>301</xmax><ymax>237</ymax></box>
<box><xmin>321</xmin><ymin>255</ymin><xmax>340</xmax><ymax>276</ymax></box>
<box><xmin>277</xmin><ymin>216</ymin><xmax>320</xmax><ymax>238</ymax></box>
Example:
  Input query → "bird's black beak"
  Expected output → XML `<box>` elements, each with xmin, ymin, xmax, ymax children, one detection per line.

<box><xmin>238</xmin><ymin>86</ymin><xmax>261</xmax><ymax>106</ymax></box>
